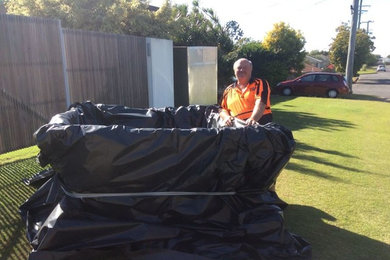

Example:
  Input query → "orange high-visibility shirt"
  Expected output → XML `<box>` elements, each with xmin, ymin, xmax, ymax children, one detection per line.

<box><xmin>221</xmin><ymin>78</ymin><xmax>271</xmax><ymax>120</ymax></box>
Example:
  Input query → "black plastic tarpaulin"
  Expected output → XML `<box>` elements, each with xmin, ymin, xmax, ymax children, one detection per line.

<box><xmin>20</xmin><ymin>101</ymin><xmax>311</xmax><ymax>259</ymax></box>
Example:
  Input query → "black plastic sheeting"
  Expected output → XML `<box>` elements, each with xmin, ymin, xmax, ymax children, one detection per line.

<box><xmin>20</xmin><ymin>101</ymin><xmax>311</xmax><ymax>259</ymax></box>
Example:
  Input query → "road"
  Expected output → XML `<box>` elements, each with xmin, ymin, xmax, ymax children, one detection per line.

<box><xmin>352</xmin><ymin>70</ymin><xmax>390</xmax><ymax>101</ymax></box>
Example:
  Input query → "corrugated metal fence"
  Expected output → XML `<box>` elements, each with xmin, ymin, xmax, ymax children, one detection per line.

<box><xmin>0</xmin><ymin>14</ymin><xmax>149</xmax><ymax>153</ymax></box>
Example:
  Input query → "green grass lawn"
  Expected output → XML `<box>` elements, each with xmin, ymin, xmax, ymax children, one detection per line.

<box><xmin>0</xmin><ymin>146</ymin><xmax>39</xmax><ymax>165</ymax></box>
<box><xmin>272</xmin><ymin>95</ymin><xmax>390</xmax><ymax>259</ymax></box>
<box><xmin>1</xmin><ymin>95</ymin><xmax>390</xmax><ymax>259</ymax></box>
<box><xmin>0</xmin><ymin>150</ymin><xmax>45</xmax><ymax>260</ymax></box>
<box><xmin>358</xmin><ymin>66</ymin><xmax>377</xmax><ymax>75</ymax></box>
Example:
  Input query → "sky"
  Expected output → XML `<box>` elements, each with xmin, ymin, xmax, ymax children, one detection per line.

<box><xmin>149</xmin><ymin>0</ymin><xmax>390</xmax><ymax>57</ymax></box>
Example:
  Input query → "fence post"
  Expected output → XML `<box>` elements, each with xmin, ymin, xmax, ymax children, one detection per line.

<box><xmin>58</xmin><ymin>20</ymin><xmax>71</xmax><ymax>108</ymax></box>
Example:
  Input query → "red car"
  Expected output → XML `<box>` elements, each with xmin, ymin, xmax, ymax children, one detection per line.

<box><xmin>275</xmin><ymin>72</ymin><xmax>350</xmax><ymax>98</ymax></box>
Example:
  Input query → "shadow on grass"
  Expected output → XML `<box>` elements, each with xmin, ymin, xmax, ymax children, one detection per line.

<box><xmin>273</xmin><ymin>109</ymin><xmax>356</xmax><ymax>132</ymax></box>
<box><xmin>291</xmin><ymin>152</ymin><xmax>382</xmax><ymax>177</ymax></box>
<box><xmin>284</xmin><ymin>205</ymin><xmax>390</xmax><ymax>260</ymax></box>
<box><xmin>285</xmin><ymin>162</ymin><xmax>345</xmax><ymax>182</ymax></box>
<box><xmin>295</xmin><ymin>142</ymin><xmax>357</xmax><ymax>159</ymax></box>
<box><xmin>0</xmin><ymin>188</ymin><xmax>32</xmax><ymax>260</ymax></box>
<box><xmin>0</xmin><ymin>219</ymin><xmax>29</xmax><ymax>260</ymax></box>
<box><xmin>283</xmin><ymin>141</ymin><xmax>380</xmax><ymax>181</ymax></box>
<box><xmin>0</xmin><ymin>158</ymin><xmax>41</xmax><ymax>260</ymax></box>
<box><xmin>272</xmin><ymin>105</ymin><xmax>361</xmax><ymax>181</ymax></box>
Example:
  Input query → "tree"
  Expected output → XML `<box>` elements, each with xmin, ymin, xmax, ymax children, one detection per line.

<box><xmin>7</xmin><ymin>0</ymin><xmax>128</xmax><ymax>33</ymax></box>
<box><xmin>6</xmin><ymin>0</ymin><xmax>180</xmax><ymax>37</ymax></box>
<box><xmin>225</xmin><ymin>20</ymin><xmax>243</xmax><ymax>42</ymax></box>
<box><xmin>262</xmin><ymin>22</ymin><xmax>306</xmax><ymax>74</ymax></box>
<box><xmin>0</xmin><ymin>0</ymin><xmax>8</xmax><ymax>13</ymax></box>
<box><xmin>329</xmin><ymin>24</ymin><xmax>375</xmax><ymax>75</ymax></box>
<box><xmin>6</xmin><ymin>0</ymin><xmax>177</xmax><ymax>36</ymax></box>
<box><xmin>309</xmin><ymin>50</ymin><xmax>329</xmax><ymax>57</ymax></box>
<box><xmin>226</xmin><ymin>22</ymin><xmax>306</xmax><ymax>86</ymax></box>
<box><xmin>169</xmin><ymin>1</ymin><xmax>235</xmax><ymax>89</ymax></box>
<box><xmin>223</xmin><ymin>23</ymin><xmax>308</xmax><ymax>88</ymax></box>
<box><xmin>169</xmin><ymin>1</ymin><xmax>232</xmax><ymax>49</ymax></box>
<box><xmin>227</xmin><ymin>41</ymin><xmax>288</xmax><ymax>87</ymax></box>
<box><xmin>365</xmin><ymin>53</ymin><xmax>380</xmax><ymax>66</ymax></box>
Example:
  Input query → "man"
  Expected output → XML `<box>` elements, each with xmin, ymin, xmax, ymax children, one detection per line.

<box><xmin>220</xmin><ymin>58</ymin><xmax>272</xmax><ymax>126</ymax></box>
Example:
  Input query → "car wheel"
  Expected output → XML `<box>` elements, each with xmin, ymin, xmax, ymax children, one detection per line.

<box><xmin>282</xmin><ymin>87</ymin><xmax>292</xmax><ymax>96</ymax></box>
<box><xmin>327</xmin><ymin>89</ymin><xmax>338</xmax><ymax>98</ymax></box>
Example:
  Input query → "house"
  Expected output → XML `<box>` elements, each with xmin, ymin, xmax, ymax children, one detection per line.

<box><xmin>302</xmin><ymin>55</ymin><xmax>323</xmax><ymax>73</ymax></box>
<box><xmin>302</xmin><ymin>54</ymin><xmax>332</xmax><ymax>73</ymax></box>
<box><xmin>302</xmin><ymin>63</ymin><xmax>322</xmax><ymax>73</ymax></box>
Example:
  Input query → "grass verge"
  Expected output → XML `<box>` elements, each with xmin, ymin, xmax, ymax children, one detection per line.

<box><xmin>272</xmin><ymin>95</ymin><xmax>390</xmax><ymax>259</ymax></box>
<box><xmin>358</xmin><ymin>66</ymin><xmax>377</xmax><ymax>75</ymax></box>
<box><xmin>0</xmin><ymin>146</ymin><xmax>39</xmax><ymax>165</ymax></box>
<box><xmin>0</xmin><ymin>156</ymin><xmax>45</xmax><ymax>260</ymax></box>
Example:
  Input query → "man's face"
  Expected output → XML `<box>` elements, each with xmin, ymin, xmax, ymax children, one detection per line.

<box><xmin>234</xmin><ymin>60</ymin><xmax>252</xmax><ymax>82</ymax></box>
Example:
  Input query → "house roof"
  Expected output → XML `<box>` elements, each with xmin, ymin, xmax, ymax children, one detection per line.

<box><xmin>302</xmin><ymin>63</ymin><xmax>322</xmax><ymax>73</ymax></box>
<box><xmin>305</xmin><ymin>55</ymin><xmax>322</xmax><ymax>63</ymax></box>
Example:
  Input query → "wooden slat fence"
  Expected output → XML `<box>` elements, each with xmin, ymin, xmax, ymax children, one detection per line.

<box><xmin>0</xmin><ymin>14</ymin><xmax>149</xmax><ymax>154</ymax></box>
<box><xmin>63</xmin><ymin>29</ymin><xmax>148</xmax><ymax>106</ymax></box>
<box><xmin>0</xmin><ymin>14</ymin><xmax>66</xmax><ymax>153</ymax></box>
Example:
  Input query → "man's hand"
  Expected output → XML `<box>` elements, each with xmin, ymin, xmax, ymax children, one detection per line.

<box><xmin>223</xmin><ymin>116</ymin><xmax>234</xmax><ymax>126</ymax></box>
<box><xmin>245</xmin><ymin>118</ymin><xmax>258</xmax><ymax>126</ymax></box>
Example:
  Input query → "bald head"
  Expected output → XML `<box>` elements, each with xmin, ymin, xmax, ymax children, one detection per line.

<box><xmin>233</xmin><ymin>58</ymin><xmax>252</xmax><ymax>84</ymax></box>
<box><xmin>233</xmin><ymin>58</ymin><xmax>252</xmax><ymax>71</ymax></box>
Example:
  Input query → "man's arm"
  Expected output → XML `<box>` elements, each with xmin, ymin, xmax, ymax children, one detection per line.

<box><xmin>246</xmin><ymin>99</ymin><xmax>265</xmax><ymax>125</ymax></box>
<box><xmin>219</xmin><ymin>86</ymin><xmax>235</xmax><ymax>126</ymax></box>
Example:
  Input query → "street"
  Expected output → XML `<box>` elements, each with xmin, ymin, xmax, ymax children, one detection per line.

<box><xmin>352</xmin><ymin>70</ymin><xmax>390</xmax><ymax>100</ymax></box>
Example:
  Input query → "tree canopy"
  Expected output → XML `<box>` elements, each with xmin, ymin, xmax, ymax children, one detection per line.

<box><xmin>6</xmin><ymin>0</ymin><xmax>308</xmax><ymax>89</ymax></box>
<box><xmin>6</xmin><ymin>0</ymin><xmax>170</xmax><ymax>36</ymax></box>
<box><xmin>262</xmin><ymin>22</ymin><xmax>306</xmax><ymax>74</ymax></box>
<box><xmin>329</xmin><ymin>24</ymin><xmax>375</xmax><ymax>76</ymax></box>
<box><xmin>227</xmin><ymin>22</ymin><xmax>306</xmax><ymax>86</ymax></box>
<box><xmin>228</xmin><ymin>41</ymin><xmax>290</xmax><ymax>87</ymax></box>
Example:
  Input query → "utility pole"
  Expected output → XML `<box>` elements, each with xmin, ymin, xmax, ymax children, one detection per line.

<box><xmin>360</xmin><ymin>20</ymin><xmax>373</xmax><ymax>34</ymax></box>
<box><xmin>346</xmin><ymin>0</ymin><xmax>360</xmax><ymax>93</ymax></box>
<box><xmin>358</xmin><ymin>0</ymin><xmax>371</xmax><ymax>31</ymax></box>
<box><xmin>358</xmin><ymin>0</ymin><xmax>363</xmax><ymax>29</ymax></box>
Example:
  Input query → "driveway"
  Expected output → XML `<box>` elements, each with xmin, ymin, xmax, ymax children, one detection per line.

<box><xmin>352</xmin><ymin>70</ymin><xmax>390</xmax><ymax>101</ymax></box>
